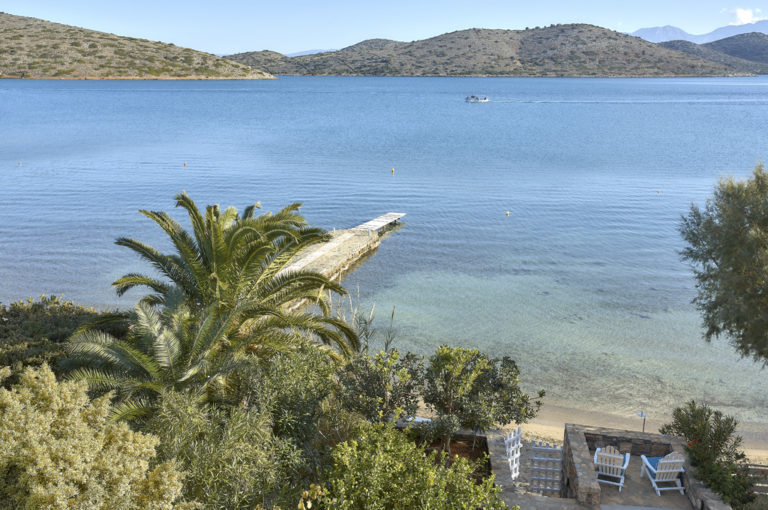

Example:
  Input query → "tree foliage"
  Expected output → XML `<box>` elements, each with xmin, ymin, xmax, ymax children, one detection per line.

<box><xmin>660</xmin><ymin>400</ymin><xmax>754</xmax><ymax>507</ymax></box>
<box><xmin>680</xmin><ymin>164</ymin><xmax>768</xmax><ymax>364</ymax></box>
<box><xmin>0</xmin><ymin>364</ymin><xmax>191</xmax><ymax>510</ymax></box>
<box><xmin>64</xmin><ymin>299</ymin><xmax>240</xmax><ymax>421</ymax></box>
<box><xmin>308</xmin><ymin>422</ymin><xmax>506</xmax><ymax>510</ymax></box>
<box><xmin>113</xmin><ymin>192</ymin><xmax>358</xmax><ymax>357</ymax></box>
<box><xmin>423</xmin><ymin>345</ymin><xmax>543</xmax><ymax>452</ymax></box>
<box><xmin>338</xmin><ymin>349</ymin><xmax>422</xmax><ymax>423</ymax></box>
<box><xmin>146</xmin><ymin>390</ymin><xmax>304</xmax><ymax>510</ymax></box>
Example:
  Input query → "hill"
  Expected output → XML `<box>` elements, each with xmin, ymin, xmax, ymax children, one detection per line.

<box><xmin>0</xmin><ymin>12</ymin><xmax>272</xmax><ymax>79</ymax></box>
<box><xmin>705</xmin><ymin>32</ymin><xmax>768</xmax><ymax>64</ymax></box>
<box><xmin>660</xmin><ymin>33</ymin><xmax>768</xmax><ymax>74</ymax></box>
<box><xmin>659</xmin><ymin>39</ymin><xmax>768</xmax><ymax>74</ymax></box>
<box><xmin>632</xmin><ymin>20</ymin><xmax>768</xmax><ymax>44</ymax></box>
<box><xmin>227</xmin><ymin>24</ymin><xmax>743</xmax><ymax>77</ymax></box>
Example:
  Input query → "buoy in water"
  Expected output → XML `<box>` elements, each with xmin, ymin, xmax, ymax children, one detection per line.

<box><xmin>657</xmin><ymin>189</ymin><xmax>660</xmax><ymax>194</ymax></box>
<box><xmin>184</xmin><ymin>162</ymin><xmax>187</xmax><ymax>167</ymax></box>
<box><xmin>506</xmin><ymin>211</ymin><xmax>510</xmax><ymax>217</ymax></box>
<box><xmin>391</xmin><ymin>168</ymin><xmax>395</xmax><ymax>173</ymax></box>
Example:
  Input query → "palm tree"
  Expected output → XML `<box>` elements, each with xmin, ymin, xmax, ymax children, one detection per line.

<box><xmin>111</xmin><ymin>192</ymin><xmax>358</xmax><ymax>356</ymax></box>
<box><xmin>65</xmin><ymin>296</ymin><xmax>235</xmax><ymax>421</ymax></box>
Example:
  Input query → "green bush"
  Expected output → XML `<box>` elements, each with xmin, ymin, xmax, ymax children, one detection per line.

<box><xmin>0</xmin><ymin>296</ymin><xmax>124</xmax><ymax>386</ymax></box>
<box><xmin>146</xmin><ymin>391</ymin><xmax>303</xmax><ymax>509</ymax></box>
<box><xmin>423</xmin><ymin>345</ymin><xmax>543</xmax><ymax>453</ymax></box>
<box><xmin>0</xmin><ymin>364</ymin><xmax>191</xmax><ymax>510</ymax></box>
<box><xmin>338</xmin><ymin>349</ymin><xmax>422</xmax><ymax>423</ymax></box>
<box><xmin>307</xmin><ymin>422</ymin><xmax>506</xmax><ymax>509</ymax></box>
<box><xmin>660</xmin><ymin>400</ymin><xmax>754</xmax><ymax>507</ymax></box>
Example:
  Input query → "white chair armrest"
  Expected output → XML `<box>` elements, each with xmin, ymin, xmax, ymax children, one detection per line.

<box><xmin>621</xmin><ymin>453</ymin><xmax>631</xmax><ymax>470</ymax></box>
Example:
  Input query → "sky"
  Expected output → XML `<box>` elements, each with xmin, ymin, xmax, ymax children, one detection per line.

<box><xmin>3</xmin><ymin>1</ymin><xmax>768</xmax><ymax>55</ymax></box>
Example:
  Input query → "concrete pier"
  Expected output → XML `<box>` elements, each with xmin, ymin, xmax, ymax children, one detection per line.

<box><xmin>281</xmin><ymin>212</ymin><xmax>405</xmax><ymax>282</ymax></box>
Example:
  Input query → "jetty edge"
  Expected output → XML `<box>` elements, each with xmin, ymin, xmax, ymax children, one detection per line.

<box><xmin>280</xmin><ymin>212</ymin><xmax>405</xmax><ymax>307</ymax></box>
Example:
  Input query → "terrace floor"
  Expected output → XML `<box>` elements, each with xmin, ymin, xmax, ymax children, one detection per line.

<box><xmin>487</xmin><ymin>427</ymin><xmax>695</xmax><ymax>509</ymax></box>
<box><xmin>594</xmin><ymin>450</ymin><xmax>693</xmax><ymax>509</ymax></box>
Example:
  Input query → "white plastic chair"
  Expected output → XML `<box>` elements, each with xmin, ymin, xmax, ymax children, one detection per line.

<box><xmin>594</xmin><ymin>446</ymin><xmax>630</xmax><ymax>492</ymax></box>
<box><xmin>640</xmin><ymin>452</ymin><xmax>685</xmax><ymax>496</ymax></box>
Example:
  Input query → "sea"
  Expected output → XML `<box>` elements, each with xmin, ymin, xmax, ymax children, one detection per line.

<box><xmin>1</xmin><ymin>76</ymin><xmax>767</xmax><ymax>430</ymax></box>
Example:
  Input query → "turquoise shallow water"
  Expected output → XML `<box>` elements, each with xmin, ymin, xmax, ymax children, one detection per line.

<box><xmin>1</xmin><ymin>76</ymin><xmax>767</xmax><ymax>426</ymax></box>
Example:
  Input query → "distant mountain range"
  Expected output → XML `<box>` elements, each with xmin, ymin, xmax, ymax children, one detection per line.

<box><xmin>632</xmin><ymin>20</ymin><xmax>768</xmax><ymax>43</ymax></box>
<box><xmin>227</xmin><ymin>24</ymin><xmax>742</xmax><ymax>77</ymax></box>
<box><xmin>285</xmin><ymin>49</ymin><xmax>337</xmax><ymax>57</ymax></box>
<box><xmin>0</xmin><ymin>12</ymin><xmax>273</xmax><ymax>79</ymax></box>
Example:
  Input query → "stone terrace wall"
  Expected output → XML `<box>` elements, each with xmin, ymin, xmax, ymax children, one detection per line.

<box><xmin>562</xmin><ymin>424</ymin><xmax>732</xmax><ymax>510</ymax></box>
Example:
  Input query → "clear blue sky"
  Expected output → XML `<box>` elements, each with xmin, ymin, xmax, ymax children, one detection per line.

<box><xmin>4</xmin><ymin>1</ymin><xmax>768</xmax><ymax>55</ymax></box>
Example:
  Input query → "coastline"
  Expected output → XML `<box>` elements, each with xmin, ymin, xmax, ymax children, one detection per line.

<box><xmin>523</xmin><ymin>403</ymin><xmax>768</xmax><ymax>464</ymax></box>
<box><xmin>0</xmin><ymin>75</ymin><xmax>276</xmax><ymax>81</ymax></box>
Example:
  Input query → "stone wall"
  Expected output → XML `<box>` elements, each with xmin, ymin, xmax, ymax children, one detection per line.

<box><xmin>562</xmin><ymin>423</ymin><xmax>732</xmax><ymax>510</ymax></box>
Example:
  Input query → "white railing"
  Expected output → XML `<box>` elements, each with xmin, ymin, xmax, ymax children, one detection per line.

<box><xmin>529</xmin><ymin>440</ymin><xmax>562</xmax><ymax>495</ymax></box>
<box><xmin>504</xmin><ymin>426</ymin><xmax>522</xmax><ymax>480</ymax></box>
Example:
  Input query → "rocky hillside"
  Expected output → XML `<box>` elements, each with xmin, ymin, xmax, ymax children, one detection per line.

<box><xmin>660</xmin><ymin>38</ymin><xmax>768</xmax><ymax>74</ymax></box>
<box><xmin>705</xmin><ymin>32</ymin><xmax>768</xmax><ymax>64</ymax></box>
<box><xmin>227</xmin><ymin>24</ymin><xmax>743</xmax><ymax>77</ymax></box>
<box><xmin>0</xmin><ymin>12</ymin><xmax>272</xmax><ymax>79</ymax></box>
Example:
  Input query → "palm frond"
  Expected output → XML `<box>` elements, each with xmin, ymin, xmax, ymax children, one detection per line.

<box><xmin>72</xmin><ymin>311</ymin><xmax>131</xmax><ymax>336</ymax></box>
<box><xmin>109</xmin><ymin>399</ymin><xmax>155</xmax><ymax>423</ymax></box>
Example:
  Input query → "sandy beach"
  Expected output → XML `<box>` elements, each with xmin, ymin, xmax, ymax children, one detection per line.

<box><xmin>522</xmin><ymin>403</ymin><xmax>768</xmax><ymax>464</ymax></box>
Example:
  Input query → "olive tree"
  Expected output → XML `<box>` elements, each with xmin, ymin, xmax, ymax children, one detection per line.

<box><xmin>337</xmin><ymin>349</ymin><xmax>422</xmax><ymax>423</ymax></box>
<box><xmin>680</xmin><ymin>164</ymin><xmax>768</xmax><ymax>364</ymax></box>
<box><xmin>423</xmin><ymin>345</ymin><xmax>543</xmax><ymax>453</ymax></box>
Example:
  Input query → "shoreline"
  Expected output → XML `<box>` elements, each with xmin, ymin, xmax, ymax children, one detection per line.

<box><xmin>0</xmin><ymin>75</ymin><xmax>275</xmax><ymax>81</ymax></box>
<box><xmin>522</xmin><ymin>403</ymin><xmax>768</xmax><ymax>464</ymax></box>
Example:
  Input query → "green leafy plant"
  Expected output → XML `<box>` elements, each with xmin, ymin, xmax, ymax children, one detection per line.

<box><xmin>423</xmin><ymin>345</ymin><xmax>543</xmax><ymax>453</ymax></box>
<box><xmin>112</xmin><ymin>192</ymin><xmax>357</xmax><ymax>357</ymax></box>
<box><xmin>338</xmin><ymin>349</ymin><xmax>422</xmax><ymax>423</ymax></box>
<box><xmin>660</xmin><ymin>400</ymin><xmax>754</xmax><ymax>506</ymax></box>
<box><xmin>146</xmin><ymin>390</ymin><xmax>303</xmax><ymax>509</ymax></box>
<box><xmin>0</xmin><ymin>364</ymin><xmax>192</xmax><ymax>510</ymax></box>
<box><xmin>64</xmin><ymin>297</ymin><xmax>241</xmax><ymax>421</ymax></box>
<box><xmin>680</xmin><ymin>164</ymin><xmax>768</xmax><ymax>364</ymax></box>
<box><xmin>310</xmin><ymin>422</ymin><xmax>507</xmax><ymax>509</ymax></box>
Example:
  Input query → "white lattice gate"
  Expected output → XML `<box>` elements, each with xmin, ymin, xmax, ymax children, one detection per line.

<box><xmin>504</xmin><ymin>426</ymin><xmax>522</xmax><ymax>480</ymax></box>
<box><xmin>529</xmin><ymin>440</ymin><xmax>562</xmax><ymax>495</ymax></box>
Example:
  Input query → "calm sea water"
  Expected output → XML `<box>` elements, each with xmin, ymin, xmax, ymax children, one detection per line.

<box><xmin>1</xmin><ymin>77</ymin><xmax>767</xmax><ymax>428</ymax></box>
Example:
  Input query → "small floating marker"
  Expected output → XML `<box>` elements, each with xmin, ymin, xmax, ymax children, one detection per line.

<box><xmin>183</xmin><ymin>162</ymin><xmax>187</xmax><ymax>167</ymax></box>
<box><xmin>506</xmin><ymin>211</ymin><xmax>510</xmax><ymax>217</ymax></box>
<box><xmin>18</xmin><ymin>162</ymin><xmax>22</xmax><ymax>166</ymax></box>
<box><xmin>657</xmin><ymin>189</ymin><xmax>660</xmax><ymax>194</ymax></box>
<box><xmin>391</xmin><ymin>167</ymin><xmax>395</xmax><ymax>173</ymax></box>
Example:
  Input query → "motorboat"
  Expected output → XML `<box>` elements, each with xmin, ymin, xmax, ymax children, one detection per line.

<box><xmin>466</xmin><ymin>95</ymin><xmax>489</xmax><ymax>103</ymax></box>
